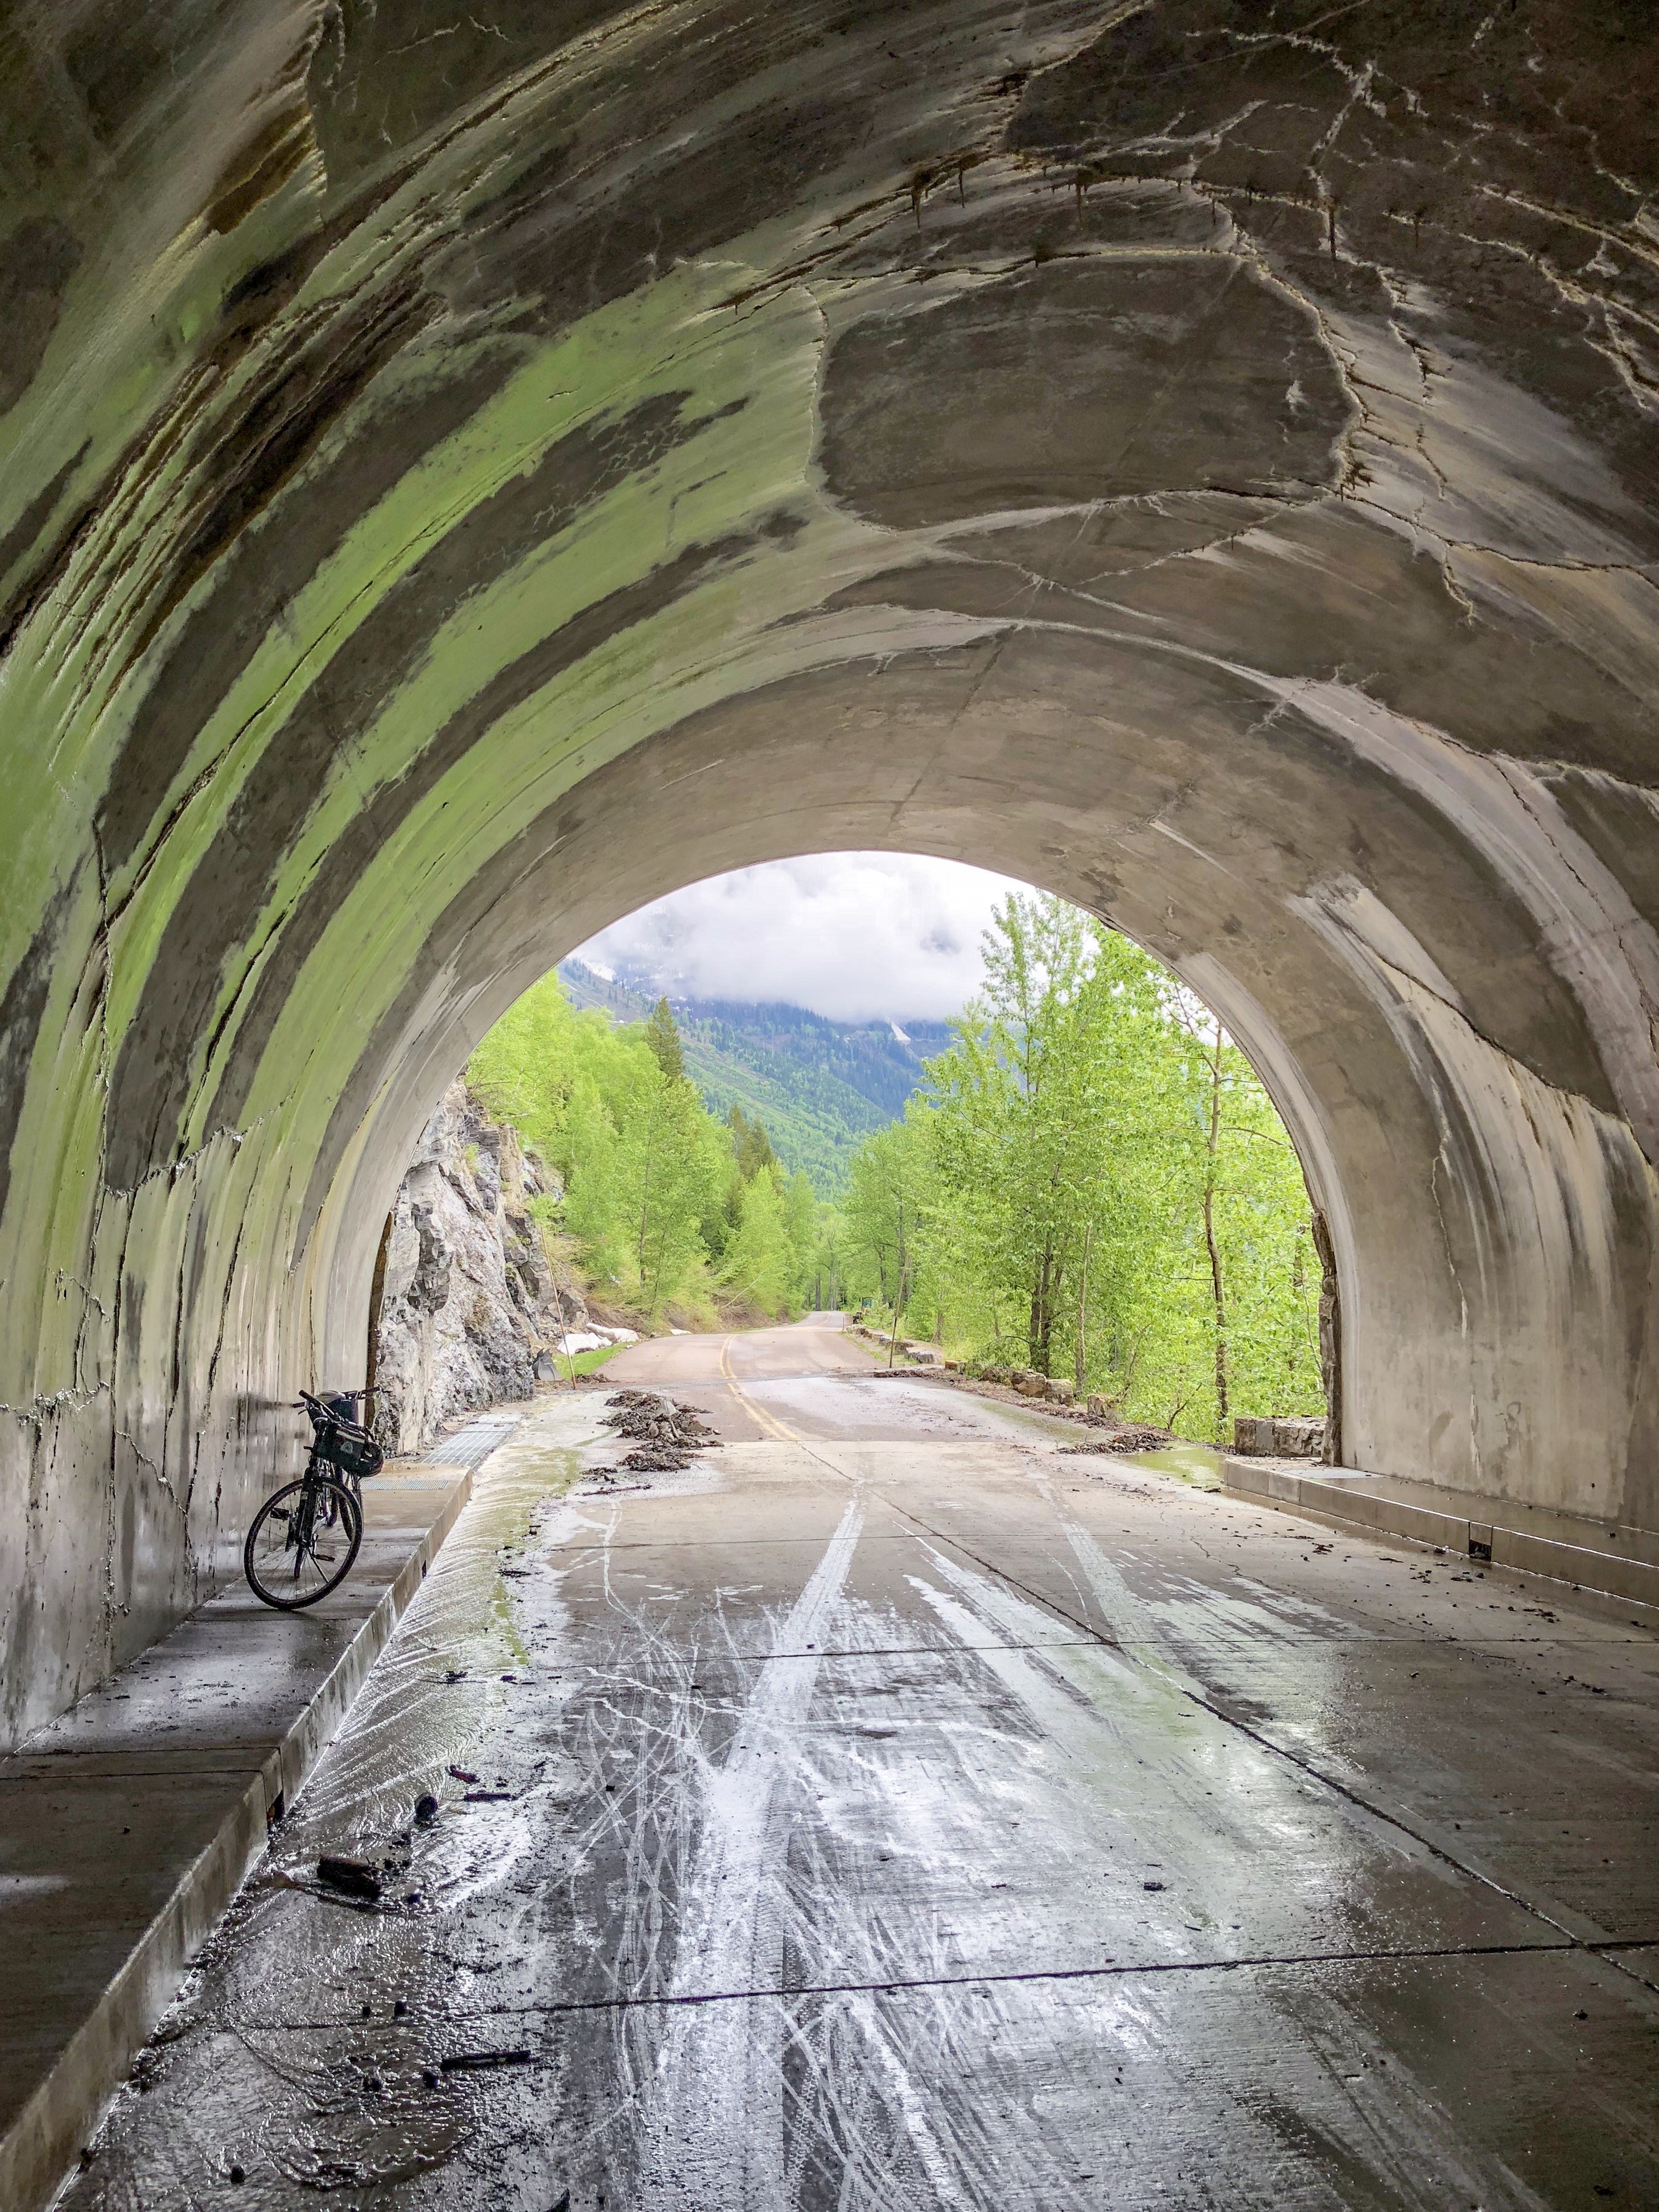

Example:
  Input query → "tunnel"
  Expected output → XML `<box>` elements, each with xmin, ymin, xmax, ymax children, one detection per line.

<box><xmin>2</xmin><ymin>0</ymin><xmax>1658</xmax><ymax>1751</ymax></box>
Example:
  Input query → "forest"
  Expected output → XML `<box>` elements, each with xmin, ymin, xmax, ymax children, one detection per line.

<box><xmin>557</xmin><ymin>958</ymin><xmax>951</xmax><ymax>1191</ymax></box>
<box><xmin>467</xmin><ymin>979</ymin><xmax>821</xmax><ymax>1330</ymax></box>
<box><xmin>467</xmin><ymin>893</ymin><xmax>1326</xmax><ymax>1444</ymax></box>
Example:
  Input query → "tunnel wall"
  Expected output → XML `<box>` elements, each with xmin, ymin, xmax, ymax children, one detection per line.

<box><xmin>3</xmin><ymin>0</ymin><xmax>1659</xmax><ymax>1745</ymax></box>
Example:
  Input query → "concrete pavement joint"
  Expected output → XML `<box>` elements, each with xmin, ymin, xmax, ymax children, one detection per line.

<box><xmin>238</xmin><ymin>1935</ymin><xmax>1659</xmax><ymax>2037</ymax></box>
<box><xmin>520</xmin><ymin>1626</ymin><xmax>1658</xmax><ymax>1671</ymax></box>
<box><xmin>871</xmin><ymin>1488</ymin><xmax>1619</xmax><ymax>1963</ymax></box>
<box><xmin>561</xmin><ymin>1638</ymin><xmax>1105</xmax><ymax>1671</ymax></box>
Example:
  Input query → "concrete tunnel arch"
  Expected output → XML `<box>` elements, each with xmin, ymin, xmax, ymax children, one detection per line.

<box><xmin>318</xmin><ymin>807</ymin><xmax>1365</xmax><ymax>1459</ymax></box>
<box><xmin>318</xmin><ymin>769</ymin><xmax>1371</xmax><ymax>1442</ymax></box>
<box><xmin>3</xmin><ymin>0</ymin><xmax>1659</xmax><ymax>1746</ymax></box>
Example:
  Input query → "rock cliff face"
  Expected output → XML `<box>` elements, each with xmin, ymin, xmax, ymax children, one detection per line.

<box><xmin>369</xmin><ymin>1084</ymin><xmax>584</xmax><ymax>1456</ymax></box>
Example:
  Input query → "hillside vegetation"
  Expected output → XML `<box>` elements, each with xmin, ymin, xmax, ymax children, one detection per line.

<box><xmin>833</xmin><ymin>895</ymin><xmax>1325</xmax><ymax>1445</ymax></box>
<box><xmin>468</xmin><ymin>975</ymin><xmax>820</xmax><ymax>1329</ymax></box>
<box><xmin>558</xmin><ymin>960</ymin><xmax>948</xmax><ymax>1194</ymax></box>
<box><xmin>471</xmin><ymin>901</ymin><xmax>1327</xmax><ymax>1448</ymax></box>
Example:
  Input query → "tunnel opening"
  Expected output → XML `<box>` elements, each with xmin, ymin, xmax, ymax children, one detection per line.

<box><xmin>374</xmin><ymin>855</ymin><xmax>1339</xmax><ymax>1474</ymax></box>
<box><xmin>6</xmin><ymin>605</ymin><xmax>1654</xmax><ymax>1747</ymax></box>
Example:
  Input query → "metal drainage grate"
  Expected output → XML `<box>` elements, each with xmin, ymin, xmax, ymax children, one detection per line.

<box><xmin>421</xmin><ymin>1413</ymin><xmax>522</xmax><ymax>1468</ymax></box>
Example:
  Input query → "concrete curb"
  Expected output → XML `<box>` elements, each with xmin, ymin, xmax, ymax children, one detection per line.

<box><xmin>5</xmin><ymin>1468</ymin><xmax>475</xmax><ymax>2212</ymax></box>
<box><xmin>1221</xmin><ymin>1457</ymin><xmax>1659</xmax><ymax>1622</ymax></box>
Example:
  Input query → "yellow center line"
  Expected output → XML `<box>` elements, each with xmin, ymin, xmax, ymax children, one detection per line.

<box><xmin>717</xmin><ymin>1336</ymin><xmax>800</xmax><ymax>1443</ymax></box>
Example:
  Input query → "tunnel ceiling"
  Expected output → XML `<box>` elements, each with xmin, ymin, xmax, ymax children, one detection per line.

<box><xmin>4</xmin><ymin>0</ymin><xmax>1659</xmax><ymax>1739</ymax></box>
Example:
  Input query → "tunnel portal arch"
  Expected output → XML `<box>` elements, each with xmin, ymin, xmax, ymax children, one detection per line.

<box><xmin>319</xmin><ymin>814</ymin><xmax>1365</xmax><ymax>1468</ymax></box>
<box><xmin>3</xmin><ymin>0</ymin><xmax>1658</xmax><ymax>1743</ymax></box>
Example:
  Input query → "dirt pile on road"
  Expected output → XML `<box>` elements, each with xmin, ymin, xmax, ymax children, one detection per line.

<box><xmin>1059</xmin><ymin>1427</ymin><xmax>1168</xmax><ymax>1455</ymax></box>
<box><xmin>600</xmin><ymin>1390</ymin><xmax>721</xmax><ymax>1472</ymax></box>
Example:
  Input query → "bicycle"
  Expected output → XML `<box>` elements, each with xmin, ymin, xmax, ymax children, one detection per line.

<box><xmin>243</xmin><ymin>1390</ymin><xmax>385</xmax><ymax>1609</ymax></box>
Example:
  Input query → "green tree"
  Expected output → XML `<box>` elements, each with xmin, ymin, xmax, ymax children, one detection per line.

<box><xmin>727</xmin><ymin>1103</ymin><xmax>779</xmax><ymax>1183</ymax></box>
<box><xmin>719</xmin><ymin>1167</ymin><xmax>798</xmax><ymax>1318</ymax></box>
<box><xmin>782</xmin><ymin>1169</ymin><xmax>818</xmax><ymax>1292</ymax></box>
<box><xmin>613</xmin><ymin>1058</ymin><xmax>719</xmax><ymax>1317</ymax></box>
<box><xmin>808</xmin><ymin>1210</ymin><xmax>849</xmax><ymax>1310</ymax></box>
<box><xmin>845</xmin><ymin>1113</ymin><xmax>932</xmax><ymax>1316</ymax></box>
<box><xmin>467</xmin><ymin>973</ymin><xmax>609</xmax><ymax>1165</ymax></box>
<box><xmin>848</xmin><ymin>892</ymin><xmax>1322</xmax><ymax>1440</ymax></box>
<box><xmin>644</xmin><ymin>995</ymin><xmax>686</xmax><ymax>1082</ymax></box>
<box><xmin>470</xmin><ymin>973</ymin><xmax>722</xmax><ymax>1320</ymax></box>
<box><xmin>927</xmin><ymin>896</ymin><xmax>1170</xmax><ymax>1375</ymax></box>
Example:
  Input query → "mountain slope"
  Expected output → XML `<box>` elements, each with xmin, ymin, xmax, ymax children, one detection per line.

<box><xmin>558</xmin><ymin>960</ymin><xmax>950</xmax><ymax>1193</ymax></box>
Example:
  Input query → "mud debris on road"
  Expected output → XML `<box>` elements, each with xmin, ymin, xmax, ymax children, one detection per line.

<box><xmin>315</xmin><ymin>1856</ymin><xmax>383</xmax><ymax>1902</ymax></box>
<box><xmin>1058</xmin><ymin>1426</ymin><xmax>1169</xmax><ymax>1455</ymax></box>
<box><xmin>600</xmin><ymin>1389</ymin><xmax>721</xmax><ymax>1472</ymax></box>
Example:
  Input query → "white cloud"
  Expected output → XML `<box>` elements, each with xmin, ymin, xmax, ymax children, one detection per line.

<box><xmin>569</xmin><ymin>854</ymin><xmax>1035</xmax><ymax>1021</ymax></box>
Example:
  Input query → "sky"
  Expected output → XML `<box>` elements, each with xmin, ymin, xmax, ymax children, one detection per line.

<box><xmin>569</xmin><ymin>854</ymin><xmax>1035</xmax><ymax>1022</ymax></box>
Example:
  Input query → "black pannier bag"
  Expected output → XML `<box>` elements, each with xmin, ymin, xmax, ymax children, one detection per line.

<box><xmin>330</xmin><ymin>1421</ymin><xmax>384</xmax><ymax>1481</ymax></box>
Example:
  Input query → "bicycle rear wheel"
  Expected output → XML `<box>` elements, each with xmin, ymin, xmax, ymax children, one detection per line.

<box><xmin>244</xmin><ymin>1475</ymin><xmax>363</xmax><ymax>1609</ymax></box>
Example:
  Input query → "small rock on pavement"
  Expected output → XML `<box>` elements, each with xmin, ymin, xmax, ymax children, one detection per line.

<box><xmin>316</xmin><ymin>1856</ymin><xmax>383</xmax><ymax>1901</ymax></box>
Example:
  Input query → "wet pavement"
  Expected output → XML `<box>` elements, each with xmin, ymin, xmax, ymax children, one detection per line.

<box><xmin>0</xmin><ymin>1453</ymin><xmax>484</xmax><ymax>2212</ymax></box>
<box><xmin>62</xmin><ymin>1327</ymin><xmax>1659</xmax><ymax>2210</ymax></box>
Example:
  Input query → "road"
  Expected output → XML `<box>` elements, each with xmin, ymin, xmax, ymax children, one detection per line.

<box><xmin>602</xmin><ymin>1312</ymin><xmax>1103</xmax><ymax>1448</ymax></box>
<box><xmin>67</xmin><ymin>1321</ymin><xmax>1659</xmax><ymax>2209</ymax></box>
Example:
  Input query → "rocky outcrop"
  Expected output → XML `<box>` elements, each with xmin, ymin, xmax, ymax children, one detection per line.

<box><xmin>370</xmin><ymin>1085</ymin><xmax>587</xmax><ymax>1456</ymax></box>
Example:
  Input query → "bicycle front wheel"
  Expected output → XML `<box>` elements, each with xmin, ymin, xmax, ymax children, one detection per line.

<box><xmin>244</xmin><ymin>1476</ymin><xmax>363</xmax><ymax>1609</ymax></box>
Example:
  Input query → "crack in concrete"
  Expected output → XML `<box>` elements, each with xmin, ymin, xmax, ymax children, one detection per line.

<box><xmin>1294</xmin><ymin>908</ymin><xmax>1600</xmax><ymax>1127</ymax></box>
<box><xmin>0</xmin><ymin>1381</ymin><xmax>112</xmax><ymax>1428</ymax></box>
<box><xmin>101</xmin><ymin>1118</ymin><xmax>264</xmax><ymax>1203</ymax></box>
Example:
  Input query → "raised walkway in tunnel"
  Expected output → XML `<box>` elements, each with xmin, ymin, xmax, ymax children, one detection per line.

<box><xmin>34</xmin><ymin>1324</ymin><xmax>1659</xmax><ymax>2210</ymax></box>
<box><xmin>1225</xmin><ymin>1456</ymin><xmax>1659</xmax><ymax>1624</ymax></box>
<box><xmin>0</xmin><ymin>1427</ymin><xmax>507</xmax><ymax>2212</ymax></box>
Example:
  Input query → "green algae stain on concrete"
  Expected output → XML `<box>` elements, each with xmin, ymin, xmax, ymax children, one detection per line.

<box><xmin>98</xmin><ymin>258</ymin><xmax>811</xmax><ymax>1073</ymax></box>
<box><xmin>8</xmin><ymin>0</ymin><xmax>1659</xmax><ymax>1789</ymax></box>
<box><xmin>170</xmin><ymin>272</ymin><xmax>842</xmax><ymax>1163</ymax></box>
